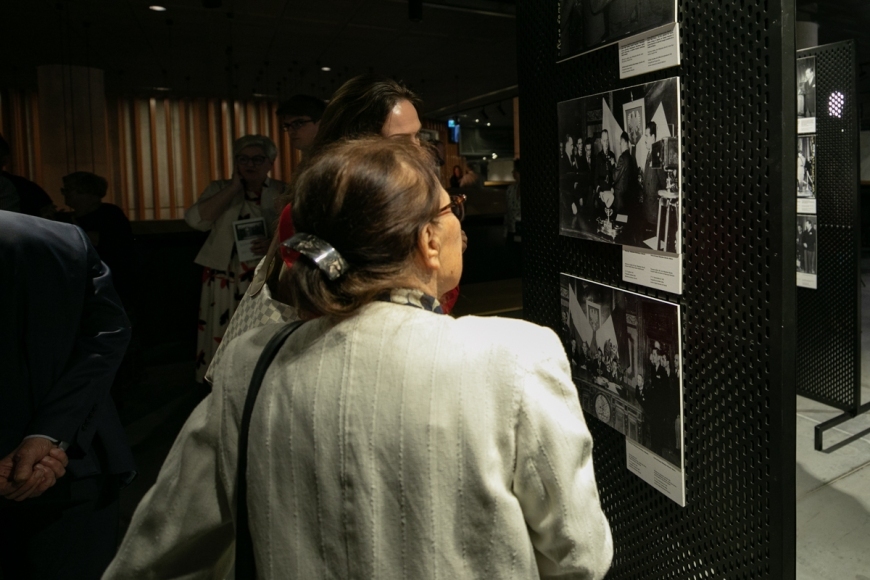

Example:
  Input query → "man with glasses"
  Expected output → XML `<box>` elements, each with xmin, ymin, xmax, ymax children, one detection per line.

<box><xmin>276</xmin><ymin>94</ymin><xmax>326</xmax><ymax>154</ymax></box>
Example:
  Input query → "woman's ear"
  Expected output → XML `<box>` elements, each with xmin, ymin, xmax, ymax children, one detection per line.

<box><xmin>416</xmin><ymin>222</ymin><xmax>442</xmax><ymax>271</ymax></box>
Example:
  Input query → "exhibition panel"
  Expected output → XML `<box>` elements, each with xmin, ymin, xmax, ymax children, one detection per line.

<box><xmin>793</xmin><ymin>41</ymin><xmax>865</xmax><ymax>446</ymax></box>
<box><xmin>518</xmin><ymin>0</ymin><xmax>796</xmax><ymax>577</ymax></box>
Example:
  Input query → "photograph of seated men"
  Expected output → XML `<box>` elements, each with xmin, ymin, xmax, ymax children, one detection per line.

<box><xmin>561</xmin><ymin>273</ymin><xmax>682</xmax><ymax>469</ymax></box>
<box><xmin>558</xmin><ymin>77</ymin><xmax>680</xmax><ymax>255</ymax></box>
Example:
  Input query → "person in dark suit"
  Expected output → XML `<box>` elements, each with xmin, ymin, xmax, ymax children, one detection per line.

<box><xmin>801</xmin><ymin>219</ymin><xmax>817</xmax><ymax>274</ymax></box>
<box><xmin>611</xmin><ymin>131</ymin><xmax>637</xmax><ymax>217</ymax></box>
<box><xmin>576</xmin><ymin>137</ymin><xmax>595</xmax><ymax>223</ymax></box>
<box><xmin>641</xmin><ymin>122</ymin><xmax>667</xmax><ymax>242</ymax></box>
<box><xmin>593</xmin><ymin>129</ymin><xmax>616</xmax><ymax>212</ymax></box>
<box><xmin>0</xmin><ymin>211</ymin><xmax>135</xmax><ymax>580</ymax></box>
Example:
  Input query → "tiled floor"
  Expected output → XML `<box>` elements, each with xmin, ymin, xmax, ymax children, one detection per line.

<box><xmin>795</xmin><ymin>265</ymin><xmax>870</xmax><ymax>579</ymax></box>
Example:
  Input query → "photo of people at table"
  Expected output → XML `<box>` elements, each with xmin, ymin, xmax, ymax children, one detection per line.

<box><xmin>558</xmin><ymin>77</ymin><xmax>681</xmax><ymax>255</ymax></box>
<box><xmin>560</xmin><ymin>274</ymin><xmax>682</xmax><ymax>468</ymax></box>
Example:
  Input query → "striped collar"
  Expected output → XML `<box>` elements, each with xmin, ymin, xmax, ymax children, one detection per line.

<box><xmin>379</xmin><ymin>288</ymin><xmax>443</xmax><ymax>314</ymax></box>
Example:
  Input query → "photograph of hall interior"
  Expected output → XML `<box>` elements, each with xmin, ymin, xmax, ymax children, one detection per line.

<box><xmin>1</xmin><ymin>1</ymin><xmax>870</xmax><ymax>579</ymax></box>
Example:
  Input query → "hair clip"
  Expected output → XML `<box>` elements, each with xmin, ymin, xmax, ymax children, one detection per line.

<box><xmin>282</xmin><ymin>233</ymin><xmax>348</xmax><ymax>281</ymax></box>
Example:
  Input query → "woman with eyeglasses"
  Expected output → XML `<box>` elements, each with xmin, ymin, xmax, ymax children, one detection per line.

<box><xmin>105</xmin><ymin>137</ymin><xmax>613</xmax><ymax>579</ymax></box>
<box><xmin>204</xmin><ymin>76</ymin><xmax>469</xmax><ymax>385</ymax></box>
<box><xmin>184</xmin><ymin>134</ymin><xmax>286</xmax><ymax>383</ymax></box>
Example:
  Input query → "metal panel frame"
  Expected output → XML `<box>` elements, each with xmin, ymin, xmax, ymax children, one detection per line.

<box><xmin>517</xmin><ymin>1</ymin><xmax>796</xmax><ymax>577</ymax></box>
<box><xmin>794</xmin><ymin>41</ymin><xmax>864</xmax><ymax>451</ymax></box>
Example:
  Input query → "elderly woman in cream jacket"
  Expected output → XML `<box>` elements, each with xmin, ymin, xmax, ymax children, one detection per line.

<box><xmin>185</xmin><ymin>134</ymin><xmax>285</xmax><ymax>383</ymax></box>
<box><xmin>106</xmin><ymin>137</ymin><xmax>613</xmax><ymax>579</ymax></box>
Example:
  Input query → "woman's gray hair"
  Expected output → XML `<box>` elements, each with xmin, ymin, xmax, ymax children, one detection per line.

<box><xmin>233</xmin><ymin>134</ymin><xmax>278</xmax><ymax>161</ymax></box>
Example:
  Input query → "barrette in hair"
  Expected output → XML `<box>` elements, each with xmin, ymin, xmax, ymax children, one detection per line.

<box><xmin>282</xmin><ymin>233</ymin><xmax>349</xmax><ymax>281</ymax></box>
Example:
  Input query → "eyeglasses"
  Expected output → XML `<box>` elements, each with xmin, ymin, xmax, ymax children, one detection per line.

<box><xmin>438</xmin><ymin>194</ymin><xmax>466</xmax><ymax>222</ymax></box>
<box><xmin>282</xmin><ymin>118</ymin><xmax>314</xmax><ymax>132</ymax></box>
<box><xmin>236</xmin><ymin>155</ymin><xmax>268</xmax><ymax>166</ymax></box>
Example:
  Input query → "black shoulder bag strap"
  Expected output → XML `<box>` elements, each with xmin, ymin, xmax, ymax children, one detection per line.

<box><xmin>235</xmin><ymin>320</ymin><xmax>306</xmax><ymax>578</ymax></box>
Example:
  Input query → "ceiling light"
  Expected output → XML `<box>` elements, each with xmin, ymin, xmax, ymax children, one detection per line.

<box><xmin>149</xmin><ymin>5</ymin><xmax>167</xmax><ymax>11</ymax></box>
<box><xmin>492</xmin><ymin>153</ymin><xmax>498</xmax><ymax>159</ymax></box>
<box><xmin>321</xmin><ymin>66</ymin><xmax>331</xmax><ymax>72</ymax></box>
<box><xmin>486</xmin><ymin>122</ymin><xmax>491</xmax><ymax>127</ymax></box>
<box><xmin>475</xmin><ymin>118</ymin><xmax>479</xmax><ymax>123</ymax></box>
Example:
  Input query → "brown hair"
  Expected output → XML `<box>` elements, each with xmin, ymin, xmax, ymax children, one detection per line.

<box><xmin>308</xmin><ymin>74</ymin><xmax>421</xmax><ymax>158</ymax></box>
<box><xmin>282</xmin><ymin>136</ymin><xmax>442</xmax><ymax>319</ymax></box>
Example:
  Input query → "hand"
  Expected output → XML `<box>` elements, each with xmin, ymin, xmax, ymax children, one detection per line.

<box><xmin>0</xmin><ymin>439</ymin><xmax>68</xmax><ymax>502</ymax></box>
<box><xmin>230</xmin><ymin>166</ymin><xmax>245</xmax><ymax>193</ymax></box>
<box><xmin>461</xmin><ymin>230</ymin><xmax>468</xmax><ymax>253</ymax></box>
<box><xmin>249</xmin><ymin>237</ymin><xmax>271</xmax><ymax>256</ymax></box>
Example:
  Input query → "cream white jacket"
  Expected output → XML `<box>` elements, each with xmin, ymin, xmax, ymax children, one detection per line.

<box><xmin>105</xmin><ymin>302</ymin><xmax>613</xmax><ymax>579</ymax></box>
<box><xmin>185</xmin><ymin>179</ymin><xmax>285</xmax><ymax>270</ymax></box>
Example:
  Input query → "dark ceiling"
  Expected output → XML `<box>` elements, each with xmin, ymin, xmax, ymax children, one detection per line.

<box><xmin>2</xmin><ymin>1</ymin><xmax>868</xmax><ymax>122</ymax></box>
<box><xmin>0</xmin><ymin>0</ymin><xmax>517</xmax><ymax>117</ymax></box>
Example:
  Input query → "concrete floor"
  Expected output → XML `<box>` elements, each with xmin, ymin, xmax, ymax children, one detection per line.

<box><xmin>117</xmin><ymin>275</ymin><xmax>870</xmax><ymax>578</ymax></box>
<box><xmin>795</xmin><ymin>264</ymin><xmax>870</xmax><ymax>580</ymax></box>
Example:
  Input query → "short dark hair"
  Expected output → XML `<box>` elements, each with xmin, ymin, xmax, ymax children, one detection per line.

<box><xmin>600</xmin><ymin>129</ymin><xmax>609</xmax><ymax>137</ymax></box>
<box><xmin>63</xmin><ymin>171</ymin><xmax>108</xmax><ymax>198</ymax></box>
<box><xmin>584</xmin><ymin>137</ymin><xmax>594</xmax><ymax>148</ymax></box>
<box><xmin>620</xmin><ymin>131</ymin><xmax>630</xmax><ymax>145</ymax></box>
<box><xmin>309</xmin><ymin>75</ymin><xmax>422</xmax><ymax>157</ymax></box>
<box><xmin>284</xmin><ymin>137</ymin><xmax>442</xmax><ymax>319</ymax></box>
<box><xmin>276</xmin><ymin>94</ymin><xmax>326</xmax><ymax>121</ymax></box>
<box><xmin>646</xmin><ymin>121</ymin><xmax>657</xmax><ymax>140</ymax></box>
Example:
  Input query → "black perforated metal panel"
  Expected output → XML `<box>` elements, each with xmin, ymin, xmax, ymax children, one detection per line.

<box><xmin>795</xmin><ymin>41</ymin><xmax>861</xmax><ymax>412</ymax></box>
<box><xmin>518</xmin><ymin>1</ymin><xmax>796</xmax><ymax>578</ymax></box>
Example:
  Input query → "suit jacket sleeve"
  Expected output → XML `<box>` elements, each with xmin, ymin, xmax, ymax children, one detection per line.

<box><xmin>512</xmin><ymin>328</ymin><xmax>613</xmax><ymax>579</ymax></box>
<box><xmin>26</xmin><ymin>227</ymin><xmax>131</xmax><ymax>447</ymax></box>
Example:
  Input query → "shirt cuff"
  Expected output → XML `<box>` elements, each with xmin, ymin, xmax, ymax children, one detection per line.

<box><xmin>23</xmin><ymin>434</ymin><xmax>69</xmax><ymax>450</ymax></box>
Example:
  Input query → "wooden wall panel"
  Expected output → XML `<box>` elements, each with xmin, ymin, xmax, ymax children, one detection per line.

<box><xmin>2</xmin><ymin>93</ymin><xmax>473</xmax><ymax>221</ymax></box>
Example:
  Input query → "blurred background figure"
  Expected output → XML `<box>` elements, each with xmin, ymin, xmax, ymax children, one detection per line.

<box><xmin>459</xmin><ymin>165</ymin><xmax>480</xmax><ymax>188</ymax></box>
<box><xmin>449</xmin><ymin>164</ymin><xmax>463</xmax><ymax>188</ymax></box>
<box><xmin>61</xmin><ymin>171</ymin><xmax>137</xmax><ymax>313</ymax></box>
<box><xmin>185</xmin><ymin>134</ymin><xmax>285</xmax><ymax>383</ymax></box>
<box><xmin>276</xmin><ymin>94</ymin><xmax>326</xmax><ymax>154</ymax></box>
<box><xmin>0</xmin><ymin>134</ymin><xmax>53</xmax><ymax>217</ymax></box>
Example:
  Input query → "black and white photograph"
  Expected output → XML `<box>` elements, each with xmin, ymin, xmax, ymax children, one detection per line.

<box><xmin>797</xmin><ymin>135</ymin><xmax>816</xmax><ymax>214</ymax></box>
<box><xmin>560</xmin><ymin>274</ymin><xmax>683</xmax><ymax>470</ymax></box>
<box><xmin>232</xmin><ymin>216</ymin><xmax>268</xmax><ymax>263</ymax></box>
<box><xmin>234</xmin><ymin>221</ymin><xmax>266</xmax><ymax>241</ymax></box>
<box><xmin>797</xmin><ymin>56</ymin><xmax>816</xmax><ymax>133</ymax></box>
<box><xmin>797</xmin><ymin>215</ymin><xmax>818</xmax><ymax>289</ymax></box>
<box><xmin>559</xmin><ymin>77</ymin><xmax>680</xmax><ymax>255</ymax></box>
<box><xmin>558</xmin><ymin>0</ymin><xmax>676</xmax><ymax>60</ymax></box>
